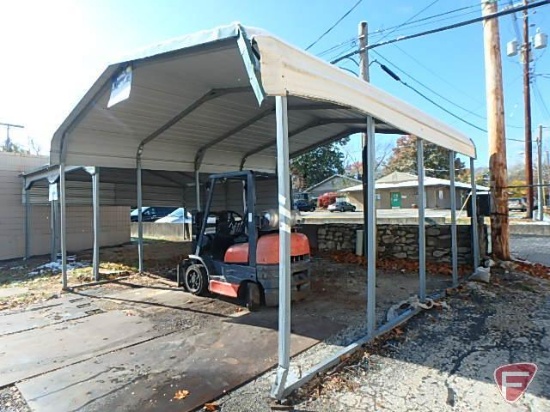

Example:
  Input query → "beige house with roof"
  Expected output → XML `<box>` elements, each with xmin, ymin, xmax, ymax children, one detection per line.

<box><xmin>340</xmin><ymin>171</ymin><xmax>488</xmax><ymax>210</ymax></box>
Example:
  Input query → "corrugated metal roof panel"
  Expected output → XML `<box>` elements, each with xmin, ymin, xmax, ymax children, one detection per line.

<box><xmin>50</xmin><ymin>23</ymin><xmax>476</xmax><ymax>175</ymax></box>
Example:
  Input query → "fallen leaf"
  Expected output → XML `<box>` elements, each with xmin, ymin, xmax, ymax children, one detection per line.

<box><xmin>173</xmin><ymin>389</ymin><xmax>190</xmax><ymax>400</ymax></box>
<box><xmin>203</xmin><ymin>402</ymin><xmax>219</xmax><ymax>411</ymax></box>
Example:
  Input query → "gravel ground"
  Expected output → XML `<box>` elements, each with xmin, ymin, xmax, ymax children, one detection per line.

<box><xmin>0</xmin><ymin>386</ymin><xmax>29</xmax><ymax>412</ymax></box>
<box><xmin>2</xmin><ymin>239</ymin><xmax>547</xmax><ymax>412</ymax></box>
<box><xmin>217</xmin><ymin>270</ymin><xmax>550</xmax><ymax>412</ymax></box>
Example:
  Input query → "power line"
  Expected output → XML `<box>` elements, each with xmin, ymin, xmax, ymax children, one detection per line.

<box><xmin>371</xmin><ymin>50</ymin><xmax>486</xmax><ymax>120</ymax></box>
<box><xmin>331</xmin><ymin>0</ymin><xmax>550</xmax><ymax>64</ymax></box>
<box><xmin>375</xmin><ymin>0</ymin><xmax>441</xmax><ymax>42</ymax></box>
<box><xmin>305</xmin><ymin>0</ymin><xmax>363</xmax><ymax>51</ymax></box>
<box><xmin>533</xmin><ymin>79</ymin><xmax>550</xmax><ymax>120</ymax></box>
<box><xmin>369</xmin><ymin>3</ymin><xmax>484</xmax><ymax>39</ymax></box>
<box><xmin>379</xmin><ymin>46</ymin><xmax>525</xmax><ymax>129</ymax></box>
<box><xmin>383</xmin><ymin>44</ymin><xmax>485</xmax><ymax>105</ymax></box>
<box><xmin>373</xmin><ymin>60</ymin><xmax>488</xmax><ymax>133</ymax></box>
<box><xmin>316</xmin><ymin>37</ymin><xmax>356</xmax><ymax>57</ymax></box>
<box><xmin>367</xmin><ymin>0</ymin><xmax>510</xmax><ymax>41</ymax></box>
<box><xmin>508</xmin><ymin>0</ymin><xmax>523</xmax><ymax>40</ymax></box>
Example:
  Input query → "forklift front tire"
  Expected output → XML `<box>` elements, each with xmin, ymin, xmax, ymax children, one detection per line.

<box><xmin>184</xmin><ymin>264</ymin><xmax>209</xmax><ymax>296</ymax></box>
<box><xmin>243</xmin><ymin>282</ymin><xmax>261</xmax><ymax>311</ymax></box>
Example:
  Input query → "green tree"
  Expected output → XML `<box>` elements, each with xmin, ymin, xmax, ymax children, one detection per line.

<box><xmin>292</xmin><ymin>141</ymin><xmax>347</xmax><ymax>189</ymax></box>
<box><xmin>383</xmin><ymin>135</ymin><xmax>465</xmax><ymax>179</ymax></box>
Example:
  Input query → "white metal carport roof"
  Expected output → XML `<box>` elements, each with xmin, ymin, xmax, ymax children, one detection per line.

<box><xmin>45</xmin><ymin>22</ymin><xmax>481</xmax><ymax>404</ymax></box>
<box><xmin>50</xmin><ymin>23</ymin><xmax>475</xmax><ymax>174</ymax></box>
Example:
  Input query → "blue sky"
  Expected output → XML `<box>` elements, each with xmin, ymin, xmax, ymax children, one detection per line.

<box><xmin>0</xmin><ymin>0</ymin><xmax>548</xmax><ymax>168</ymax></box>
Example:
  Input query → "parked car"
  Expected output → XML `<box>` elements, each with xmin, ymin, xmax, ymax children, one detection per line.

<box><xmin>130</xmin><ymin>207</ymin><xmax>177</xmax><ymax>222</ymax></box>
<box><xmin>294</xmin><ymin>199</ymin><xmax>315</xmax><ymax>212</ymax></box>
<box><xmin>155</xmin><ymin>208</ymin><xmax>192</xmax><ymax>223</ymax></box>
<box><xmin>508</xmin><ymin>198</ymin><xmax>527</xmax><ymax>212</ymax></box>
<box><xmin>328</xmin><ymin>201</ymin><xmax>356</xmax><ymax>212</ymax></box>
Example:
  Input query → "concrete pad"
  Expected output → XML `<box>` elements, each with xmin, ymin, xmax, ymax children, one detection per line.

<box><xmin>0</xmin><ymin>310</ymin><xmax>158</xmax><ymax>387</ymax></box>
<box><xmin>0</xmin><ymin>297</ymin><xmax>101</xmax><ymax>336</ymax></box>
<box><xmin>17</xmin><ymin>312</ymin><xmax>343</xmax><ymax>412</ymax></box>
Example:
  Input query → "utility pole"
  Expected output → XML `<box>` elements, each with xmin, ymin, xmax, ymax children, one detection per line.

<box><xmin>0</xmin><ymin>122</ymin><xmax>24</xmax><ymax>151</ymax></box>
<box><xmin>481</xmin><ymin>0</ymin><xmax>510</xmax><ymax>260</ymax></box>
<box><xmin>523</xmin><ymin>0</ymin><xmax>534</xmax><ymax>218</ymax></box>
<box><xmin>537</xmin><ymin>125</ymin><xmax>543</xmax><ymax>220</ymax></box>
<box><xmin>358</xmin><ymin>21</ymin><xmax>368</xmax><ymax>148</ymax></box>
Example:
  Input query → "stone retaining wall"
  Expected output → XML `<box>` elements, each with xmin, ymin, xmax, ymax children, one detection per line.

<box><xmin>314</xmin><ymin>224</ymin><xmax>486</xmax><ymax>264</ymax></box>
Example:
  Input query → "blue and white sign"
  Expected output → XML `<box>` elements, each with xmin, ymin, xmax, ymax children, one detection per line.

<box><xmin>108</xmin><ymin>65</ymin><xmax>132</xmax><ymax>108</ymax></box>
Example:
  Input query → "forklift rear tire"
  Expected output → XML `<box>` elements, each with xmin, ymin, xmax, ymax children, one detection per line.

<box><xmin>184</xmin><ymin>264</ymin><xmax>209</xmax><ymax>296</ymax></box>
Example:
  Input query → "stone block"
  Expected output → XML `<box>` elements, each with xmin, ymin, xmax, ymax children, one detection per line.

<box><xmin>427</xmin><ymin>227</ymin><xmax>440</xmax><ymax>236</ymax></box>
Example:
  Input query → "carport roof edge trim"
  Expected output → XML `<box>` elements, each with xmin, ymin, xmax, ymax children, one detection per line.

<box><xmin>49</xmin><ymin>22</ymin><xmax>476</xmax><ymax>169</ymax></box>
<box><xmin>249</xmin><ymin>30</ymin><xmax>476</xmax><ymax>158</ymax></box>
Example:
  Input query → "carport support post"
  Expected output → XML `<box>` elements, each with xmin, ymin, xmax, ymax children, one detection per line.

<box><xmin>137</xmin><ymin>158</ymin><xmax>144</xmax><ymax>273</ymax></box>
<box><xmin>24</xmin><ymin>180</ymin><xmax>31</xmax><ymax>260</ymax></box>
<box><xmin>272</xmin><ymin>95</ymin><xmax>291</xmax><ymax>400</ymax></box>
<box><xmin>50</xmin><ymin>198</ymin><xmax>56</xmax><ymax>262</ymax></box>
<box><xmin>416</xmin><ymin>138</ymin><xmax>426</xmax><ymax>301</ymax></box>
<box><xmin>60</xmin><ymin>163</ymin><xmax>68</xmax><ymax>289</ymax></box>
<box><xmin>449</xmin><ymin>151</ymin><xmax>458</xmax><ymax>286</ymax></box>
<box><xmin>470</xmin><ymin>158</ymin><xmax>480</xmax><ymax>268</ymax></box>
<box><xmin>365</xmin><ymin>116</ymin><xmax>376</xmax><ymax>337</ymax></box>
<box><xmin>92</xmin><ymin>168</ymin><xmax>100</xmax><ymax>281</ymax></box>
<box><xmin>195</xmin><ymin>171</ymin><xmax>201</xmax><ymax>211</ymax></box>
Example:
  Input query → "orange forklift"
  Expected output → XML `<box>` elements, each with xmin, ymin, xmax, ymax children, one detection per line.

<box><xmin>179</xmin><ymin>170</ymin><xmax>311</xmax><ymax>309</ymax></box>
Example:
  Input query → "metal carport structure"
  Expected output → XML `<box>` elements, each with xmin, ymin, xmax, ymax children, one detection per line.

<box><xmin>47</xmin><ymin>23</ymin><xmax>479</xmax><ymax>400</ymax></box>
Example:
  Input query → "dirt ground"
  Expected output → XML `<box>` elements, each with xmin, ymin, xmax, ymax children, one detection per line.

<box><xmin>1</xmin><ymin>240</ymin><xmax>548</xmax><ymax>411</ymax></box>
<box><xmin>0</xmin><ymin>239</ymin><xmax>460</xmax><ymax>412</ymax></box>
<box><xmin>0</xmin><ymin>240</ymin><xmax>190</xmax><ymax>312</ymax></box>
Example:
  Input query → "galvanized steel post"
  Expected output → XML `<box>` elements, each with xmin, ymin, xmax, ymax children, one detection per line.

<box><xmin>470</xmin><ymin>158</ymin><xmax>480</xmax><ymax>268</ymax></box>
<box><xmin>137</xmin><ymin>158</ymin><xmax>144</xmax><ymax>273</ymax></box>
<box><xmin>271</xmin><ymin>95</ymin><xmax>291</xmax><ymax>400</ymax></box>
<box><xmin>60</xmin><ymin>163</ymin><xmax>68</xmax><ymax>289</ymax></box>
<box><xmin>416</xmin><ymin>138</ymin><xmax>426</xmax><ymax>301</ymax></box>
<box><xmin>195</xmin><ymin>171</ymin><xmax>201</xmax><ymax>212</ymax></box>
<box><xmin>92</xmin><ymin>168</ymin><xmax>100</xmax><ymax>281</ymax></box>
<box><xmin>449</xmin><ymin>151</ymin><xmax>458</xmax><ymax>286</ymax></box>
<box><xmin>24</xmin><ymin>179</ymin><xmax>31</xmax><ymax>260</ymax></box>
<box><xmin>366</xmin><ymin>116</ymin><xmax>376</xmax><ymax>336</ymax></box>
<box><xmin>50</xmin><ymin>198</ymin><xmax>56</xmax><ymax>262</ymax></box>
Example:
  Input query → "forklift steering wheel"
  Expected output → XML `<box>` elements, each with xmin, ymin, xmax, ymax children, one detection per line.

<box><xmin>219</xmin><ymin>210</ymin><xmax>244</xmax><ymax>236</ymax></box>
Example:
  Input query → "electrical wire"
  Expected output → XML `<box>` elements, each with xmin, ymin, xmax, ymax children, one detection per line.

<box><xmin>508</xmin><ymin>0</ymin><xmax>523</xmax><ymax>40</ymax></box>
<box><xmin>533</xmin><ymin>79</ymin><xmax>550</xmax><ymax>120</ymax></box>
<box><xmin>386</xmin><ymin>44</ymin><xmax>485</xmax><ymax>105</ymax></box>
<box><xmin>378</xmin><ymin>47</ymin><xmax>525</xmax><ymax>129</ymax></box>
<box><xmin>371</xmin><ymin>50</ymin><xmax>487</xmax><ymax>121</ymax></box>
<box><xmin>305</xmin><ymin>0</ymin><xmax>363</xmax><ymax>51</ymax></box>
<box><xmin>317</xmin><ymin>37</ymin><xmax>357</xmax><ymax>57</ymax></box>
<box><xmin>375</xmin><ymin>0</ymin><xmax>441</xmax><ymax>42</ymax></box>
<box><xmin>373</xmin><ymin>60</ymin><xmax>488</xmax><ymax>133</ymax></box>
<box><xmin>331</xmin><ymin>0</ymin><xmax>550</xmax><ymax>65</ymax></box>
<box><xmin>367</xmin><ymin>0</ymin><xmax>510</xmax><ymax>41</ymax></box>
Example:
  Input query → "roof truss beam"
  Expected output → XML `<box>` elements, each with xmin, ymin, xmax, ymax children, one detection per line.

<box><xmin>240</xmin><ymin>118</ymin><xmax>365</xmax><ymax>169</ymax></box>
<box><xmin>289</xmin><ymin>127</ymin><xmax>366</xmax><ymax>159</ymax></box>
<box><xmin>137</xmin><ymin>86</ymin><xmax>250</xmax><ymax>156</ymax></box>
<box><xmin>193</xmin><ymin>102</ymin><xmax>347</xmax><ymax>170</ymax></box>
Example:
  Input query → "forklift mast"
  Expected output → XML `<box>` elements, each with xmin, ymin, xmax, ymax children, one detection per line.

<box><xmin>195</xmin><ymin>170</ymin><xmax>258</xmax><ymax>266</ymax></box>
